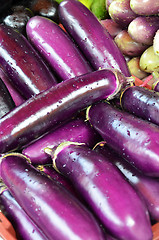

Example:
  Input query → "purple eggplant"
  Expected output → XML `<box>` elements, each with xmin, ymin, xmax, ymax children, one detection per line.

<box><xmin>28</xmin><ymin>0</ymin><xmax>60</xmax><ymax>23</ymax></box>
<box><xmin>0</xmin><ymin>153</ymin><xmax>105</xmax><ymax>240</ymax></box>
<box><xmin>120</xmin><ymin>85</ymin><xmax>159</xmax><ymax>126</ymax></box>
<box><xmin>153</xmin><ymin>29</ymin><xmax>159</xmax><ymax>56</ymax></box>
<box><xmin>87</xmin><ymin>101</ymin><xmax>159</xmax><ymax>177</ymax></box>
<box><xmin>0</xmin><ymin>68</ymin><xmax>130</xmax><ymax>153</ymax></box>
<box><xmin>0</xmin><ymin>78</ymin><xmax>15</xmax><ymax>118</ymax></box>
<box><xmin>0</xmin><ymin>187</ymin><xmax>48</xmax><ymax>240</ymax></box>
<box><xmin>0</xmin><ymin>67</ymin><xmax>25</xmax><ymax>106</ymax></box>
<box><xmin>114</xmin><ymin>30</ymin><xmax>148</xmax><ymax>57</ymax></box>
<box><xmin>95</xmin><ymin>142</ymin><xmax>159</xmax><ymax>221</ymax></box>
<box><xmin>0</xmin><ymin>24</ymin><xmax>57</xmax><ymax>99</ymax></box>
<box><xmin>22</xmin><ymin>118</ymin><xmax>100</xmax><ymax>165</ymax></box>
<box><xmin>130</xmin><ymin>0</ymin><xmax>159</xmax><ymax>15</ymax></box>
<box><xmin>128</xmin><ymin>16</ymin><xmax>159</xmax><ymax>46</ymax></box>
<box><xmin>58</xmin><ymin>0</ymin><xmax>130</xmax><ymax>77</ymax></box>
<box><xmin>26</xmin><ymin>16</ymin><xmax>92</xmax><ymax>81</ymax></box>
<box><xmin>108</xmin><ymin>0</ymin><xmax>137</xmax><ymax>28</ymax></box>
<box><xmin>100</xmin><ymin>19</ymin><xmax>123</xmax><ymax>39</ymax></box>
<box><xmin>45</xmin><ymin>142</ymin><xmax>152</xmax><ymax>240</ymax></box>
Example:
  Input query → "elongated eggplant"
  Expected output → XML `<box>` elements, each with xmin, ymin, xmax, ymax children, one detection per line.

<box><xmin>95</xmin><ymin>142</ymin><xmax>159</xmax><ymax>221</ymax></box>
<box><xmin>87</xmin><ymin>101</ymin><xmax>159</xmax><ymax>177</ymax></box>
<box><xmin>22</xmin><ymin>118</ymin><xmax>100</xmax><ymax>165</ymax></box>
<box><xmin>0</xmin><ymin>67</ymin><xmax>25</xmax><ymax>106</ymax></box>
<box><xmin>0</xmin><ymin>78</ymin><xmax>15</xmax><ymax>118</ymax></box>
<box><xmin>0</xmin><ymin>188</ymin><xmax>48</xmax><ymax>240</ymax></box>
<box><xmin>128</xmin><ymin>16</ymin><xmax>159</xmax><ymax>46</ymax></box>
<box><xmin>120</xmin><ymin>85</ymin><xmax>159</xmax><ymax>126</ymax></box>
<box><xmin>58</xmin><ymin>0</ymin><xmax>130</xmax><ymax>77</ymax></box>
<box><xmin>0</xmin><ymin>68</ymin><xmax>130</xmax><ymax>153</ymax></box>
<box><xmin>0</xmin><ymin>153</ymin><xmax>105</xmax><ymax>240</ymax></box>
<box><xmin>26</xmin><ymin>16</ymin><xmax>92</xmax><ymax>81</ymax></box>
<box><xmin>114</xmin><ymin>30</ymin><xmax>148</xmax><ymax>57</ymax></box>
<box><xmin>108</xmin><ymin>0</ymin><xmax>137</xmax><ymax>28</ymax></box>
<box><xmin>130</xmin><ymin>0</ymin><xmax>159</xmax><ymax>15</ymax></box>
<box><xmin>0</xmin><ymin>24</ymin><xmax>57</xmax><ymax>99</ymax></box>
<box><xmin>45</xmin><ymin>142</ymin><xmax>152</xmax><ymax>240</ymax></box>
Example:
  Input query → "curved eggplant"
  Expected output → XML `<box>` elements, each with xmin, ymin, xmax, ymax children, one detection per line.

<box><xmin>0</xmin><ymin>24</ymin><xmax>57</xmax><ymax>99</ymax></box>
<box><xmin>0</xmin><ymin>153</ymin><xmax>105</xmax><ymax>240</ymax></box>
<box><xmin>87</xmin><ymin>101</ymin><xmax>159</xmax><ymax>177</ymax></box>
<box><xmin>22</xmin><ymin>118</ymin><xmax>100</xmax><ymax>165</ymax></box>
<box><xmin>58</xmin><ymin>0</ymin><xmax>130</xmax><ymax>77</ymax></box>
<box><xmin>0</xmin><ymin>188</ymin><xmax>48</xmax><ymax>240</ymax></box>
<box><xmin>26</xmin><ymin>16</ymin><xmax>92</xmax><ymax>81</ymax></box>
<box><xmin>95</xmin><ymin>142</ymin><xmax>159</xmax><ymax>221</ymax></box>
<box><xmin>120</xmin><ymin>85</ymin><xmax>159</xmax><ymax>126</ymax></box>
<box><xmin>0</xmin><ymin>68</ymin><xmax>130</xmax><ymax>153</ymax></box>
<box><xmin>0</xmin><ymin>78</ymin><xmax>15</xmax><ymax>118</ymax></box>
<box><xmin>46</xmin><ymin>142</ymin><xmax>152</xmax><ymax>240</ymax></box>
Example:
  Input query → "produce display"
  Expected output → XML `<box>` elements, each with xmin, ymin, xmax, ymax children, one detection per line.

<box><xmin>0</xmin><ymin>0</ymin><xmax>158</xmax><ymax>239</ymax></box>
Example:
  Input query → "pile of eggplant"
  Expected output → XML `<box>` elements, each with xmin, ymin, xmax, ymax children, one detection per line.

<box><xmin>0</xmin><ymin>0</ymin><xmax>159</xmax><ymax>239</ymax></box>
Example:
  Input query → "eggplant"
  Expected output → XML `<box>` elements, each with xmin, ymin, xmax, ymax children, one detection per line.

<box><xmin>0</xmin><ymin>24</ymin><xmax>57</xmax><ymax>99</ymax></box>
<box><xmin>3</xmin><ymin>5</ymin><xmax>33</xmax><ymax>36</ymax></box>
<box><xmin>45</xmin><ymin>142</ymin><xmax>152</xmax><ymax>240</ymax></box>
<box><xmin>153</xmin><ymin>29</ymin><xmax>159</xmax><ymax>56</ymax></box>
<box><xmin>100</xmin><ymin>19</ymin><xmax>123</xmax><ymax>39</ymax></box>
<box><xmin>26</xmin><ymin>16</ymin><xmax>92</xmax><ymax>82</ymax></box>
<box><xmin>0</xmin><ymin>78</ymin><xmax>15</xmax><ymax>118</ymax></box>
<box><xmin>130</xmin><ymin>0</ymin><xmax>159</xmax><ymax>15</ymax></box>
<box><xmin>128</xmin><ymin>16</ymin><xmax>159</xmax><ymax>46</ymax></box>
<box><xmin>87</xmin><ymin>101</ymin><xmax>159</xmax><ymax>177</ymax></box>
<box><xmin>95</xmin><ymin>142</ymin><xmax>159</xmax><ymax>221</ymax></box>
<box><xmin>0</xmin><ymin>68</ymin><xmax>130</xmax><ymax>153</ymax></box>
<box><xmin>0</xmin><ymin>153</ymin><xmax>105</xmax><ymax>240</ymax></box>
<box><xmin>58</xmin><ymin>0</ymin><xmax>131</xmax><ymax>77</ymax></box>
<box><xmin>22</xmin><ymin>118</ymin><xmax>100</xmax><ymax>165</ymax></box>
<box><xmin>139</xmin><ymin>46</ymin><xmax>159</xmax><ymax>73</ymax></box>
<box><xmin>0</xmin><ymin>67</ymin><xmax>25</xmax><ymax>106</ymax></box>
<box><xmin>127</xmin><ymin>57</ymin><xmax>148</xmax><ymax>80</ymax></box>
<box><xmin>120</xmin><ymin>85</ymin><xmax>159</xmax><ymax>126</ymax></box>
<box><xmin>0</xmin><ymin>188</ymin><xmax>48</xmax><ymax>240</ymax></box>
<box><xmin>28</xmin><ymin>0</ymin><xmax>60</xmax><ymax>23</ymax></box>
<box><xmin>108</xmin><ymin>0</ymin><xmax>137</xmax><ymax>28</ymax></box>
<box><xmin>114</xmin><ymin>30</ymin><xmax>148</xmax><ymax>57</ymax></box>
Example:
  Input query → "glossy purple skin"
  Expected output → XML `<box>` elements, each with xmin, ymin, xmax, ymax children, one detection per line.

<box><xmin>0</xmin><ymin>189</ymin><xmax>48</xmax><ymax>240</ymax></box>
<box><xmin>95</xmin><ymin>143</ymin><xmax>159</xmax><ymax>221</ymax></box>
<box><xmin>128</xmin><ymin>16</ymin><xmax>159</xmax><ymax>46</ymax></box>
<box><xmin>58</xmin><ymin>0</ymin><xmax>130</xmax><ymax>77</ymax></box>
<box><xmin>51</xmin><ymin>143</ymin><xmax>152</xmax><ymax>240</ymax></box>
<box><xmin>22</xmin><ymin>118</ymin><xmax>100</xmax><ymax>165</ymax></box>
<box><xmin>0</xmin><ymin>154</ymin><xmax>105</xmax><ymax>240</ymax></box>
<box><xmin>0</xmin><ymin>78</ymin><xmax>15</xmax><ymax>118</ymax></box>
<box><xmin>0</xmin><ymin>24</ymin><xmax>57</xmax><ymax>99</ymax></box>
<box><xmin>108</xmin><ymin>0</ymin><xmax>137</xmax><ymax>28</ymax></box>
<box><xmin>0</xmin><ymin>68</ymin><xmax>126</xmax><ymax>153</ymax></box>
<box><xmin>0</xmin><ymin>67</ymin><xmax>25</xmax><ymax>106</ymax></box>
<box><xmin>121</xmin><ymin>86</ymin><xmax>159</xmax><ymax>126</ymax></box>
<box><xmin>26</xmin><ymin>16</ymin><xmax>92</xmax><ymax>81</ymax></box>
<box><xmin>88</xmin><ymin>102</ymin><xmax>159</xmax><ymax>177</ymax></box>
